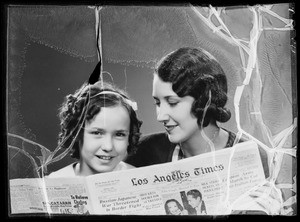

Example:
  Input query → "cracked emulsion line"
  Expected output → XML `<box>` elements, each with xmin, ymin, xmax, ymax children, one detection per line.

<box><xmin>8</xmin><ymin>145</ymin><xmax>40</xmax><ymax>173</ymax></box>
<box><xmin>200</xmin><ymin>91</ymin><xmax>231</xmax><ymax>211</ymax></box>
<box><xmin>95</xmin><ymin>6</ymin><xmax>103</xmax><ymax>83</ymax></box>
<box><xmin>44</xmin><ymin>95</ymin><xmax>90</xmax><ymax>167</ymax></box>
<box><xmin>124</xmin><ymin>67</ymin><xmax>127</xmax><ymax>92</ymax></box>
<box><xmin>191</xmin><ymin>4</ymin><xmax>295</xmax><ymax>214</ymax></box>
<box><xmin>41</xmin><ymin>176</ymin><xmax>53</xmax><ymax>215</ymax></box>
<box><xmin>35</xmin><ymin>6</ymin><xmax>106</xmax><ymax>173</ymax></box>
<box><xmin>8</xmin><ymin>144</ymin><xmax>53</xmax><ymax>214</ymax></box>
<box><xmin>93</xmin><ymin>6</ymin><xmax>110</xmax><ymax>124</ymax></box>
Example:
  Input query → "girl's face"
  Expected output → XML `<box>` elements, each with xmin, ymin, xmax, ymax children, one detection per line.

<box><xmin>79</xmin><ymin>105</ymin><xmax>130</xmax><ymax>176</ymax></box>
<box><xmin>167</xmin><ymin>201</ymin><xmax>181</xmax><ymax>215</ymax></box>
<box><xmin>152</xmin><ymin>74</ymin><xmax>199</xmax><ymax>144</ymax></box>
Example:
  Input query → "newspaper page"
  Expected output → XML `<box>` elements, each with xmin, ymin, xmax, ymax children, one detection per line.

<box><xmin>9</xmin><ymin>177</ymin><xmax>93</xmax><ymax>215</ymax></box>
<box><xmin>85</xmin><ymin>140</ymin><xmax>266</xmax><ymax>215</ymax></box>
<box><xmin>10</xmin><ymin>140</ymin><xmax>266</xmax><ymax>215</ymax></box>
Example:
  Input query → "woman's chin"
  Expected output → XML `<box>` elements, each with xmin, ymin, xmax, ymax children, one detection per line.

<box><xmin>167</xmin><ymin>134</ymin><xmax>185</xmax><ymax>144</ymax></box>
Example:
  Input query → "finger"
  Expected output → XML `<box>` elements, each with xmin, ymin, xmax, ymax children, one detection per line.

<box><xmin>249</xmin><ymin>189</ymin><xmax>271</xmax><ymax>198</ymax></box>
<box><xmin>252</xmin><ymin>196</ymin><xmax>281</xmax><ymax>215</ymax></box>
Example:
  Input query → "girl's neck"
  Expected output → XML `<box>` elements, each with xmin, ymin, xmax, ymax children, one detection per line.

<box><xmin>180</xmin><ymin>124</ymin><xmax>221</xmax><ymax>157</ymax></box>
<box><xmin>75</xmin><ymin>161</ymin><xmax>99</xmax><ymax>177</ymax></box>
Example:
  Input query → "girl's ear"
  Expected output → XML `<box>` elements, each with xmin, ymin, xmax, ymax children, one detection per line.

<box><xmin>77</xmin><ymin>134</ymin><xmax>83</xmax><ymax>150</ymax></box>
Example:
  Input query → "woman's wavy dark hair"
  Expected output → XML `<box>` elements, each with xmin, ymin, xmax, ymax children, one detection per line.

<box><xmin>57</xmin><ymin>81</ymin><xmax>142</xmax><ymax>159</ymax></box>
<box><xmin>155</xmin><ymin>47</ymin><xmax>231</xmax><ymax>128</ymax></box>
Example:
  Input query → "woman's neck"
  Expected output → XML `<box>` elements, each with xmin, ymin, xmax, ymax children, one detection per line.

<box><xmin>180</xmin><ymin>124</ymin><xmax>221</xmax><ymax>157</ymax></box>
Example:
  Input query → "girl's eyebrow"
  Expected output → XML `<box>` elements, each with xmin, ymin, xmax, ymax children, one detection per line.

<box><xmin>85</xmin><ymin>127</ymin><xmax>129</xmax><ymax>133</ymax></box>
<box><xmin>87</xmin><ymin>127</ymin><xmax>128</xmax><ymax>131</ymax></box>
<box><xmin>84</xmin><ymin>127</ymin><xmax>105</xmax><ymax>131</ymax></box>
<box><xmin>115</xmin><ymin>129</ymin><xmax>129</xmax><ymax>133</ymax></box>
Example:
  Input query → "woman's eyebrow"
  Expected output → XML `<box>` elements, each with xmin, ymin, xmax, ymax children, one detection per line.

<box><xmin>153</xmin><ymin>95</ymin><xmax>179</xmax><ymax>100</ymax></box>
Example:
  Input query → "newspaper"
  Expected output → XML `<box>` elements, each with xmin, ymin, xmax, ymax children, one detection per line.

<box><xmin>9</xmin><ymin>141</ymin><xmax>267</xmax><ymax>215</ymax></box>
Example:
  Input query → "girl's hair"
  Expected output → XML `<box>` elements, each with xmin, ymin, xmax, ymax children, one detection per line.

<box><xmin>155</xmin><ymin>47</ymin><xmax>231</xmax><ymax>127</ymax></box>
<box><xmin>164</xmin><ymin>199</ymin><xmax>184</xmax><ymax>215</ymax></box>
<box><xmin>58</xmin><ymin>81</ymin><xmax>142</xmax><ymax>159</ymax></box>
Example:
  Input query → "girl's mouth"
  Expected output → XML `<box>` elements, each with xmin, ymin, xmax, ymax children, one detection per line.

<box><xmin>96</xmin><ymin>155</ymin><xmax>113</xmax><ymax>160</ymax></box>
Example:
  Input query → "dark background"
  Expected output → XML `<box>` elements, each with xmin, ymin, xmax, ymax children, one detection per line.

<box><xmin>12</xmin><ymin>41</ymin><xmax>163</xmax><ymax>174</ymax></box>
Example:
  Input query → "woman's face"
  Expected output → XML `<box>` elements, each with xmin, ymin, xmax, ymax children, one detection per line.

<box><xmin>167</xmin><ymin>201</ymin><xmax>181</xmax><ymax>215</ymax></box>
<box><xmin>152</xmin><ymin>74</ymin><xmax>199</xmax><ymax>144</ymax></box>
<box><xmin>79</xmin><ymin>105</ymin><xmax>130</xmax><ymax>176</ymax></box>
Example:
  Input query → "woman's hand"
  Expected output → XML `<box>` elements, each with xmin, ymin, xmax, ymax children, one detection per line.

<box><xmin>231</xmin><ymin>181</ymin><xmax>283</xmax><ymax>215</ymax></box>
<box><xmin>248</xmin><ymin>181</ymin><xmax>283</xmax><ymax>215</ymax></box>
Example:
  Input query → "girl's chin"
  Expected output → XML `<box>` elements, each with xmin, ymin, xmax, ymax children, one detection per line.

<box><xmin>86</xmin><ymin>165</ymin><xmax>116</xmax><ymax>175</ymax></box>
<box><xmin>94</xmin><ymin>166</ymin><xmax>115</xmax><ymax>174</ymax></box>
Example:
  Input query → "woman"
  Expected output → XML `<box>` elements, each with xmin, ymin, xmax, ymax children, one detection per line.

<box><xmin>49</xmin><ymin>80</ymin><xmax>142</xmax><ymax>177</ymax></box>
<box><xmin>126</xmin><ymin>47</ymin><xmax>282</xmax><ymax>214</ymax></box>
<box><xmin>164</xmin><ymin>199</ymin><xmax>188</xmax><ymax>215</ymax></box>
<box><xmin>126</xmin><ymin>47</ymin><xmax>257</xmax><ymax>166</ymax></box>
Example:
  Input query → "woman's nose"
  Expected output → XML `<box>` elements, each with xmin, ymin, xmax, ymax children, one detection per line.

<box><xmin>156</xmin><ymin>105</ymin><xmax>169</xmax><ymax>123</ymax></box>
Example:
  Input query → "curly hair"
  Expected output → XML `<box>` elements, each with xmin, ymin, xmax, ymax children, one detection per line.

<box><xmin>57</xmin><ymin>81</ymin><xmax>142</xmax><ymax>159</ymax></box>
<box><xmin>155</xmin><ymin>47</ymin><xmax>231</xmax><ymax>128</ymax></box>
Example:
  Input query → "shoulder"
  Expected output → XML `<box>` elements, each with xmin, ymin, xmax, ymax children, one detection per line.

<box><xmin>139</xmin><ymin>132</ymin><xmax>170</xmax><ymax>143</ymax></box>
<box><xmin>125</xmin><ymin>132</ymin><xmax>176</xmax><ymax>167</ymax></box>
<box><xmin>137</xmin><ymin>132</ymin><xmax>174</xmax><ymax>151</ymax></box>
<box><xmin>222</xmin><ymin>128</ymin><xmax>246</xmax><ymax>147</ymax></box>
<box><xmin>223</xmin><ymin>129</ymin><xmax>270</xmax><ymax>178</ymax></box>
<box><xmin>113</xmin><ymin>161</ymin><xmax>135</xmax><ymax>171</ymax></box>
<box><xmin>47</xmin><ymin>163</ymin><xmax>77</xmax><ymax>178</ymax></box>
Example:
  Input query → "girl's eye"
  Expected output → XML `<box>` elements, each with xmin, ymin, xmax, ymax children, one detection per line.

<box><xmin>91</xmin><ymin>130</ymin><xmax>104</xmax><ymax>136</ymax></box>
<box><xmin>115</xmin><ymin>132</ymin><xmax>128</xmax><ymax>138</ymax></box>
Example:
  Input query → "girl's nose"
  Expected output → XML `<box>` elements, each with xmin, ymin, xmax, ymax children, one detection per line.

<box><xmin>101</xmin><ymin>136</ymin><xmax>114</xmax><ymax>152</ymax></box>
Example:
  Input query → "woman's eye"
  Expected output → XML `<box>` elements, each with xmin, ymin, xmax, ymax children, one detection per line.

<box><xmin>153</xmin><ymin>100</ymin><xmax>160</xmax><ymax>106</ymax></box>
<box><xmin>168</xmin><ymin>102</ymin><xmax>178</xmax><ymax>107</ymax></box>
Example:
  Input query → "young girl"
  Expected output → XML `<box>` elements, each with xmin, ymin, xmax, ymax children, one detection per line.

<box><xmin>49</xmin><ymin>80</ymin><xmax>142</xmax><ymax>177</ymax></box>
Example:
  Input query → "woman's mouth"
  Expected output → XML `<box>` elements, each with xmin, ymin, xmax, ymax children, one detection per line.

<box><xmin>165</xmin><ymin>125</ymin><xmax>177</xmax><ymax>133</ymax></box>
